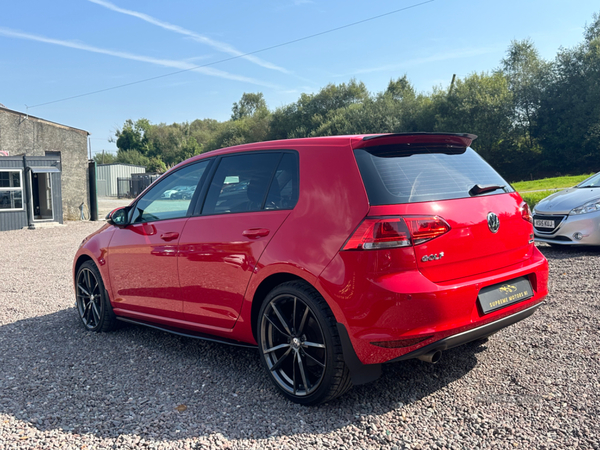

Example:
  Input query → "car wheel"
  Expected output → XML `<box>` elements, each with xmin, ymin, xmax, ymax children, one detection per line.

<box><xmin>257</xmin><ymin>281</ymin><xmax>352</xmax><ymax>405</ymax></box>
<box><xmin>75</xmin><ymin>261</ymin><xmax>118</xmax><ymax>332</ymax></box>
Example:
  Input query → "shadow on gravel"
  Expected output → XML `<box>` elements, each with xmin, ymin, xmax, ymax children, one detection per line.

<box><xmin>0</xmin><ymin>308</ymin><xmax>480</xmax><ymax>443</ymax></box>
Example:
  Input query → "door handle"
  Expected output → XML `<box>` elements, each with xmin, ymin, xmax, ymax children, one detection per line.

<box><xmin>243</xmin><ymin>228</ymin><xmax>270</xmax><ymax>239</ymax></box>
<box><xmin>160</xmin><ymin>232</ymin><xmax>179</xmax><ymax>242</ymax></box>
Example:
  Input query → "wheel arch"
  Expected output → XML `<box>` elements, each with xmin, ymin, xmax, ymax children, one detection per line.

<box><xmin>74</xmin><ymin>254</ymin><xmax>94</xmax><ymax>284</ymax></box>
<box><xmin>250</xmin><ymin>272</ymin><xmax>310</xmax><ymax>341</ymax></box>
<box><xmin>73</xmin><ymin>253</ymin><xmax>113</xmax><ymax>304</ymax></box>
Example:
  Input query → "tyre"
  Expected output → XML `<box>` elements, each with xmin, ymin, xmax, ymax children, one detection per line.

<box><xmin>75</xmin><ymin>261</ymin><xmax>118</xmax><ymax>332</ymax></box>
<box><xmin>257</xmin><ymin>281</ymin><xmax>352</xmax><ymax>405</ymax></box>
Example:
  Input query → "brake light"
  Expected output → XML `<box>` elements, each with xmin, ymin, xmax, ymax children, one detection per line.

<box><xmin>404</xmin><ymin>217</ymin><xmax>451</xmax><ymax>245</ymax></box>
<box><xmin>342</xmin><ymin>216</ymin><xmax>450</xmax><ymax>250</ymax></box>
<box><xmin>520</xmin><ymin>202</ymin><xmax>533</xmax><ymax>223</ymax></box>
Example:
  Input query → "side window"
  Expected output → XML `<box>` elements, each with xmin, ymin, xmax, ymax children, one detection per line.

<box><xmin>202</xmin><ymin>153</ymin><xmax>281</xmax><ymax>215</ymax></box>
<box><xmin>130</xmin><ymin>160</ymin><xmax>209</xmax><ymax>223</ymax></box>
<box><xmin>265</xmin><ymin>153</ymin><xmax>299</xmax><ymax>210</ymax></box>
<box><xmin>0</xmin><ymin>170</ymin><xmax>23</xmax><ymax>210</ymax></box>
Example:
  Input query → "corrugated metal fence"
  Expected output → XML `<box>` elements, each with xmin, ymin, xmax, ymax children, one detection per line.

<box><xmin>96</xmin><ymin>164</ymin><xmax>146</xmax><ymax>197</ymax></box>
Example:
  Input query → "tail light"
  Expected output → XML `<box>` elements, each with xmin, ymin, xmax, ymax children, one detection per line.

<box><xmin>342</xmin><ymin>216</ymin><xmax>450</xmax><ymax>250</ymax></box>
<box><xmin>520</xmin><ymin>202</ymin><xmax>533</xmax><ymax>223</ymax></box>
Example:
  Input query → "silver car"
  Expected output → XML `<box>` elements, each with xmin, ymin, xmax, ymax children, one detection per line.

<box><xmin>533</xmin><ymin>172</ymin><xmax>600</xmax><ymax>246</ymax></box>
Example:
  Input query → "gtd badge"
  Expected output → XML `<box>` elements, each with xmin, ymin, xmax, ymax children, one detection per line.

<box><xmin>487</xmin><ymin>212</ymin><xmax>500</xmax><ymax>233</ymax></box>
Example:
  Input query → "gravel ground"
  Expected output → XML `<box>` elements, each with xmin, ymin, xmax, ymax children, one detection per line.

<box><xmin>97</xmin><ymin>197</ymin><xmax>132</xmax><ymax>218</ymax></box>
<box><xmin>1</xmin><ymin>221</ymin><xmax>599</xmax><ymax>449</ymax></box>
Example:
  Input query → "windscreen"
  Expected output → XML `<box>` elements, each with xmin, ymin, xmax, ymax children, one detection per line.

<box><xmin>578</xmin><ymin>172</ymin><xmax>600</xmax><ymax>188</ymax></box>
<box><xmin>354</xmin><ymin>146</ymin><xmax>513</xmax><ymax>205</ymax></box>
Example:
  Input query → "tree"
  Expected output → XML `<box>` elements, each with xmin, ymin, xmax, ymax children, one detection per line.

<box><xmin>429</xmin><ymin>72</ymin><xmax>517</xmax><ymax>177</ymax></box>
<box><xmin>114</xmin><ymin>119</ymin><xmax>151</xmax><ymax>155</ymax></box>
<box><xmin>146</xmin><ymin>157</ymin><xmax>167</xmax><ymax>173</ymax></box>
<box><xmin>536</xmin><ymin>14</ymin><xmax>600</xmax><ymax>174</ymax></box>
<box><xmin>231</xmin><ymin>93</ymin><xmax>267</xmax><ymax>121</ymax></box>
<box><xmin>269</xmin><ymin>80</ymin><xmax>369</xmax><ymax>139</ymax></box>
<box><xmin>93</xmin><ymin>151</ymin><xmax>117</xmax><ymax>165</ymax></box>
<box><xmin>500</xmin><ymin>40</ymin><xmax>550</xmax><ymax>153</ymax></box>
<box><xmin>115</xmin><ymin>149</ymin><xmax>149</xmax><ymax>167</ymax></box>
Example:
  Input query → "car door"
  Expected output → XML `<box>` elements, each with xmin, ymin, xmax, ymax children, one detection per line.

<box><xmin>178</xmin><ymin>152</ymin><xmax>298</xmax><ymax>329</ymax></box>
<box><xmin>107</xmin><ymin>160</ymin><xmax>210</xmax><ymax>319</ymax></box>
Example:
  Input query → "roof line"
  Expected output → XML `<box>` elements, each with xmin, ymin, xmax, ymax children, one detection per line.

<box><xmin>0</xmin><ymin>106</ymin><xmax>89</xmax><ymax>136</ymax></box>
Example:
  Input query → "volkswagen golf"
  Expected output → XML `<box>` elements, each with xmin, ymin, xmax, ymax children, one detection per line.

<box><xmin>73</xmin><ymin>133</ymin><xmax>548</xmax><ymax>405</ymax></box>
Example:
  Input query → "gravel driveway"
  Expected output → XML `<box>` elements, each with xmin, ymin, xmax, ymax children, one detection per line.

<box><xmin>1</xmin><ymin>221</ymin><xmax>599</xmax><ymax>449</ymax></box>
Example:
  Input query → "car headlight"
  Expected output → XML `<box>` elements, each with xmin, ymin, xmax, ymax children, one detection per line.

<box><xmin>570</xmin><ymin>198</ymin><xmax>600</xmax><ymax>215</ymax></box>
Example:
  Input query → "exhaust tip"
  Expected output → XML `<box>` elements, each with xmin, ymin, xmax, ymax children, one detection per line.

<box><xmin>417</xmin><ymin>350</ymin><xmax>442</xmax><ymax>364</ymax></box>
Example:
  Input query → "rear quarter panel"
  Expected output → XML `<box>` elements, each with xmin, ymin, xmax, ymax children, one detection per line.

<box><xmin>235</xmin><ymin>140</ymin><xmax>370</xmax><ymax>340</ymax></box>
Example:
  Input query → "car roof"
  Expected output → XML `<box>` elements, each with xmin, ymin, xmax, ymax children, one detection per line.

<box><xmin>171</xmin><ymin>133</ymin><xmax>477</xmax><ymax>171</ymax></box>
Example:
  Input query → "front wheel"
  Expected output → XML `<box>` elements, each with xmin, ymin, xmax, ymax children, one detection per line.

<box><xmin>75</xmin><ymin>261</ymin><xmax>118</xmax><ymax>332</ymax></box>
<box><xmin>257</xmin><ymin>281</ymin><xmax>352</xmax><ymax>405</ymax></box>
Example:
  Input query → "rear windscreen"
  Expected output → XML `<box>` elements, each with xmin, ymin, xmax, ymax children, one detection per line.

<box><xmin>354</xmin><ymin>146</ymin><xmax>513</xmax><ymax>205</ymax></box>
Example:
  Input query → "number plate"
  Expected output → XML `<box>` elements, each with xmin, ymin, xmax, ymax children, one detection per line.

<box><xmin>534</xmin><ymin>219</ymin><xmax>555</xmax><ymax>228</ymax></box>
<box><xmin>478</xmin><ymin>277</ymin><xmax>533</xmax><ymax>314</ymax></box>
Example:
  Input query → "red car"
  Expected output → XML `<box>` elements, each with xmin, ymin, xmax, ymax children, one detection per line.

<box><xmin>74</xmin><ymin>133</ymin><xmax>548</xmax><ymax>405</ymax></box>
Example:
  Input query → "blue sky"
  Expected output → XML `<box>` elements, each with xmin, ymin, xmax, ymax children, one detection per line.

<box><xmin>1</xmin><ymin>0</ymin><xmax>598</xmax><ymax>156</ymax></box>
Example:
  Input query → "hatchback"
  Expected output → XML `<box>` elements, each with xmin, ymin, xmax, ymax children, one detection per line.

<box><xmin>73</xmin><ymin>133</ymin><xmax>548</xmax><ymax>405</ymax></box>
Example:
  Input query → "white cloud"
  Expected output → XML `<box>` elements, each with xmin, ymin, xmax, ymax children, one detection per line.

<box><xmin>88</xmin><ymin>0</ymin><xmax>290</xmax><ymax>74</ymax></box>
<box><xmin>0</xmin><ymin>27</ymin><xmax>280</xmax><ymax>89</ymax></box>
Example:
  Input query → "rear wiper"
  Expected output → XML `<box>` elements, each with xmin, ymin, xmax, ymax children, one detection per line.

<box><xmin>469</xmin><ymin>184</ymin><xmax>506</xmax><ymax>197</ymax></box>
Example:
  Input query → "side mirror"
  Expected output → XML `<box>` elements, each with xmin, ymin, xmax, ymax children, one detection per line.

<box><xmin>106</xmin><ymin>207</ymin><xmax>130</xmax><ymax>227</ymax></box>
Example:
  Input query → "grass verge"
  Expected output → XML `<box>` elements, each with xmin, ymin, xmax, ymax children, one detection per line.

<box><xmin>512</xmin><ymin>174</ymin><xmax>592</xmax><ymax>192</ymax></box>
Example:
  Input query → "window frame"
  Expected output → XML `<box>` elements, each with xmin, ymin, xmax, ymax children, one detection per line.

<box><xmin>0</xmin><ymin>169</ymin><xmax>24</xmax><ymax>211</ymax></box>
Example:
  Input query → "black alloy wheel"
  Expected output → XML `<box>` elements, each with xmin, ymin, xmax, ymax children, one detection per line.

<box><xmin>75</xmin><ymin>261</ymin><xmax>117</xmax><ymax>332</ymax></box>
<box><xmin>257</xmin><ymin>281</ymin><xmax>352</xmax><ymax>405</ymax></box>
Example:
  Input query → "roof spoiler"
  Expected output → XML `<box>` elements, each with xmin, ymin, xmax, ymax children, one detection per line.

<box><xmin>354</xmin><ymin>133</ymin><xmax>477</xmax><ymax>150</ymax></box>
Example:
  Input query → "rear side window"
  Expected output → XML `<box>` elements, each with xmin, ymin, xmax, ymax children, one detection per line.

<box><xmin>265</xmin><ymin>153</ymin><xmax>299</xmax><ymax>210</ymax></box>
<box><xmin>354</xmin><ymin>146</ymin><xmax>513</xmax><ymax>205</ymax></box>
<box><xmin>202</xmin><ymin>152</ymin><xmax>299</xmax><ymax>215</ymax></box>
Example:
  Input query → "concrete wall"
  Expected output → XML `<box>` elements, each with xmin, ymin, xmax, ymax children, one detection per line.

<box><xmin>0</xmin><ymin>107</ymin><xmax>89</xmax><ymax>220</ymax></box>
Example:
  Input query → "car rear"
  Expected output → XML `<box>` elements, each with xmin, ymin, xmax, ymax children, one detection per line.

<box><xmin>318</xmin><ymin>133</ymin><xmax>548</xmax><ymax>366</ymax></box>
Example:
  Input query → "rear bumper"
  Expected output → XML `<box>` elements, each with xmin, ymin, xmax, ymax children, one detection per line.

<box><xmin>387</xmin><ymin>301</ymin><xmax>544</xmax><ymax>362</ymax></box>
<box><xmin>319</xmin><ymin>247</ymin><xmax>548</xmax><ymax>366</ymax></box>
<box><xmin>336</xmin><ymin>301</ymin><xmax>544</xmax><ymax>385</ymax></box>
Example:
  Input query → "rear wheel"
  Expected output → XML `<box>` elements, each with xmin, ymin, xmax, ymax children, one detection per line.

<box><xmin>257</xmin><ymin>281</ymin><xmax>352</xmax><ymax>405</ymax></box>
<box><xmin>75</xmin><ymin>261</ymin><xmax>118</xmax><ymax>332</ymax></box>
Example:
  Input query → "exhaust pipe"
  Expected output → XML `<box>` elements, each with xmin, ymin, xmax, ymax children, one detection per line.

<box><xmin>417</xmin><ymin>350</ymin><xmax>442</xmax><ymax>364</ymax></box>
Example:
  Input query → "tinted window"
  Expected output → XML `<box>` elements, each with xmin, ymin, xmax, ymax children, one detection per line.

<box><xmin>354</xmin><ymin>146</ymin><xmax>513</xmax><ymax>205</ymax></box>
<box><xmin>265</xmin><ymin>153</ymin><xmax>299</xmax><ymax>210</ymax></box>
<box><xmin>203</xmin><ymin>153</ymin><xmax>281</xmax><ymax>215</ymax></box>
<box><xmin>130</xmin><ymin>161</ymin><xmax>209</xmax><ymax>223</ymax></box>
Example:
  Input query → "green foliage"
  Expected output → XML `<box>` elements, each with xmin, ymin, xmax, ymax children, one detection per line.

<box><xmin>231</xmin><ymin>93</ymin><xmax>267</xmax><ymax>121</ymax></box>
<box><xmin>93</xmin><ymin>152</ymin><xmax>118</xmax><ymax>165</ymax></box>
<box><xmin>535</xmin><ymin>15</ymin><xmax>600</xmax><ymax>175</ymax></box>
<box><xmin>115</xmin><ymin>149</ymin><xmax>148</xmax><ymax>167</ymax></box>
<box><xmin>115</xmin><ymin>119</ymin><xmax>151</xmax><ymax>155</ymax></box>
<box><xmin>146</xmin><ymin>157</ymin><xmax>167</xmax><ymax>174</ymax></box>
<box><xmin>269</xmin><ymin>79</ymin><xmax>369</xmax><ymax>139</ymax></box>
